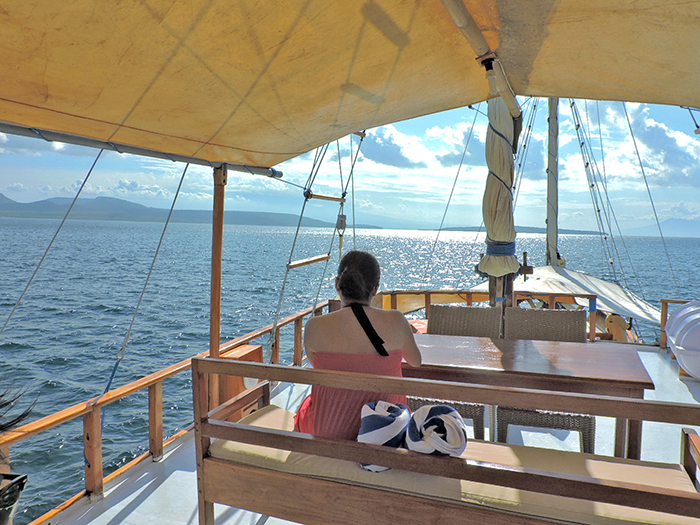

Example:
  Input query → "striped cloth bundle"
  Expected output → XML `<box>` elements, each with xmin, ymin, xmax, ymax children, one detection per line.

<box><xmin>405</xmin><ymin>404</ymin><xmax>468</xmax><ymax>456</ymax></box>
<box><xmin>357</xmin><ymin>400</ymin><xmax>410</xmax><ymax>472</ymax></box>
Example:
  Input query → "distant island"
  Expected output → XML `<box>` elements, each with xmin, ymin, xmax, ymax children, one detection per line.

<box><xmin>0</xmin><ymin>194</ymin><xmax>379</xmax><ymax>229</ymax></box>
<box><xmin>2</xmin><ymin>194</ymin><xmax>697</xmax><ymax>237</ymax></box>
<box><xmin>438</xmin><ymin>225</ymin><xmax>600</xmax><ymax>235</ymax></box>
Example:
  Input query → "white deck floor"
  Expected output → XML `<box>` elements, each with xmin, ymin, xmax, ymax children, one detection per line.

<box><xmin>40</xmin><ymin>347</ymin><xmax>700</xmax><ymax>525</ymax></box>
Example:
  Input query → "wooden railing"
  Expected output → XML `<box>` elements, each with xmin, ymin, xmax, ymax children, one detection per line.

<box><xmin>660</xmin><ymin>298</ymin><xmax>691</xmax><ymax>348</ymax></box>
<box><xmin>0</xmin><ymin>301</ymin><xmax>326</xmax><ymax>522</ymax></box>
<box><xmin>378</xmin><ymin>290</ymin><xmax>599</xmax><ymax>340</ymax></box>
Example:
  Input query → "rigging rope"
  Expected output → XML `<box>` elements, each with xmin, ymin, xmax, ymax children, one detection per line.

<box><xmin>0</xmin><ymin>149</ymin><xmax>104</xmax><ymax>339</ymax></box>
<box><xmin>570</xmin><ymin>100</ymin><xmax>620</xmax><ymax>283</ymax></box>
<box><xmin>102</xmin><ymin>162</ymin><xmax>190</xmax><ymax>394</ymax></box>
<box><xmin>268</xmin><ymin>135</ymin><xmax>365</xmax><ymax>363</ymax></box>
<box><xmin>572</xmin><ymin>100</ymin><xmax>651</xmax><ymax>341</ymax></box>
<box><xmin>622</xmin><ymin>102</ymin><xmax>680</xmax><ymax>294</ymax></box>
<box><xmin>421</xmin><ymin>105</ymin><xmax>480</xmax><ymax>284</ymax></box>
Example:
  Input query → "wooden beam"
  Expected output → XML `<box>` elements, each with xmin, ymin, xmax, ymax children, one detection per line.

<box><xmin>294</xmin><ymin>317</ymin><xmax>304</xmax><ymax>366</ymax></box>
<box><xmin>83</xmin><ymin>409</ymin><xmax>103</xmax><ymax>497</ymax></box>
<box><xmin>209</xmin><ymin>165</ymin><xmax>227</xmax><ymax>409</ymax></box>
<box><xmin>288</xmin><ymin>254</ymin><xmax>331</xmax><ymax>269</ymax></box>
<box><xmin>203</xmin><ymin>422</ymin><xmax>700</xmax><ymax>518</ymax></box>
<box><xmin>660</xmin><ymin>300</ymin><xmax>669</xmax><ymax>348</ymax></box>
<box><xmin>149</xmin><ymin>382</ymin><xmax>164</xmax><ymax>461</ymax></box>
<box><xmin>304</xmin><ymin>191</ymin><xmax>345</xmax><ymax>203</ymax></box>
<box><xmin>194</xmin><ymin>358</ymin><xmax>700</xmax><ymax>425</ymax></box>
<box><xmin>204</xmin><ymin>460</ymin><xmax>555</xmax><ymax>525</ymax></box>
<box><xmin>683</xmin><ymin>428</ymin><xmax>700</xmax><ymax>491</ymax></box>
<box><xmin>0</xmin><ymin>444</ymin><xmax>9</xmax><ymax>474</ymax></box>
<box><xmin>192</xmin><ymin>369</ymin><xmax>214</xmax><ymax>525</ymax></box>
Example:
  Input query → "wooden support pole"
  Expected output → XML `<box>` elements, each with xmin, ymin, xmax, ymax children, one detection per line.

<box><xmin>294</xmin><ymin>318</ymin><xmax>304</xmax><ymax>366</ymax></box>
<box><xmin>149</xmin><ymin>382</ymin><xmax>164</xmax><ymax>461</ymax></box>
<box><xmin>660</xmin><ymin>300</ymin><xmax>669</xmax><ymax>348</ymax></box>
<box><xmin>209</xmin><ymin>165</ymin><xmax>227</xmax><ymax>409</ymax></box>
<box><xmin>192</xmin><ymin>369</ymin><xmax>214</xmax><ymax>525</ymax></box>
<box><xmin>0</xmin><ymin>444</ymin><xmax>9</xmax><ymax>475</ymax></box>
<box><xmin>83</xmin><ymin>408</ymin><xmax>103</xmax><ymax>498</ymax></box>
<box><xmin>271</xmin><ymin>327</ymin><xmax>281</xmax><ymax>365</ymax></box>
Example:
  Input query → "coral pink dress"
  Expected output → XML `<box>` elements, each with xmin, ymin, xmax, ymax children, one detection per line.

<box><xmin>294</xmin><ymin>349</ymin><xmax>407</xmax><ymax>440</ymax></box>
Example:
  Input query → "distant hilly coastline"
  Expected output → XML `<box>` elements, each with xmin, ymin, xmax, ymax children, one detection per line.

<box><xmin>2</xmin><ymin>194</ymin><xmax>698</xmax><ymax>236</ymax></box>
<box><xmin>439</xmin><ymin>225</ymin><xmax>600</xmax><ymax>235</ymax></box>
<box><xmin>0</xmin><ymin>194</ymin><xmax>379</xmax><ymax>229</ymax></box>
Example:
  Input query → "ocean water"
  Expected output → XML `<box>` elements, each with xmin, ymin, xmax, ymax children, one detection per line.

<box><xmin>1</xmin><ymin>217</ymin><xmax>699</xmax><ymax>523</ymax></box>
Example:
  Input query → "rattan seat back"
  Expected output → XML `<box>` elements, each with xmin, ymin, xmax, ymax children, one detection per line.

<box><xmin>427</xmin><ymin>305</ymin><xmax>501</xmax><ymax>338</ymax></box>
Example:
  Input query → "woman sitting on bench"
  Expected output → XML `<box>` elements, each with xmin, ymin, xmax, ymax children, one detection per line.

<box><xmin>294</xmin><ymin>250</ymin><xmax>422</xmax><ymax>440</ymax></box>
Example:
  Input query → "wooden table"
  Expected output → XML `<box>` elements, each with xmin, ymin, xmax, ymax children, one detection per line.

<box><xmin>402</xmin><ymin>333</ymin><xmax>655</xmax><ymax>459</ymax></box>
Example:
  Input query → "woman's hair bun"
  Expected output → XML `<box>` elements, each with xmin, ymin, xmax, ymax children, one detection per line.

<box><xmin>337</xmin><ymin>251</ymin><xmax>380</xmax><ymax>302</ymax></box>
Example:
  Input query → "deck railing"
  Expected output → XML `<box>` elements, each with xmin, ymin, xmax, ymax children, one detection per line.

<box><xmin>660</xmin><ymin>298</ymin><xmax>691</xmax><ymax>348</ymax></box>
<box><xmin>378</xmin><ymin>289</ymin><xmax>599</xmax><ymax>340</ymax></box>
<box><xmin>0</xmin><ymin>301</ymin><xmax>327</xmax><ymax>524</ymax></box>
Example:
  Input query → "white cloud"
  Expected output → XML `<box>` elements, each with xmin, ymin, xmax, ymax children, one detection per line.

<box><xmin>0</xmin><ymin>133</ymin><xmax>8</xmax><ymax>143</ymax></box>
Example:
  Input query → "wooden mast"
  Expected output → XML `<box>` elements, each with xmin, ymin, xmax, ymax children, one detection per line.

<box><xmin>546</xmin><ymin>97</ymin><xmax>560</xmax><ymax>266</ymax></box>
<box><xmin>209</xmin><ymin>164</ymin><xmax>227</xmax><ymax>409</ymax></box>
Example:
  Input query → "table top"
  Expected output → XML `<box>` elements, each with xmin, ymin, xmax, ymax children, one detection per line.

<box><xmin>410</xmin><ymin>333</ymin><xmax>654</xmax><ymax>391</ymax></box>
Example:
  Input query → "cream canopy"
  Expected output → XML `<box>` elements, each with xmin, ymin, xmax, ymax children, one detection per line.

<box><xmin>1</xmin><ymin>0</ymin><xmax>699</xmax><ymax>168</ymax></box>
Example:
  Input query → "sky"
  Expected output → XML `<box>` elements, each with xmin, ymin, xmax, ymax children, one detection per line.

<box><xmin>1</xmin><ymin>99</ymin><xmax>699</xmax><ymax>233</ymax></box>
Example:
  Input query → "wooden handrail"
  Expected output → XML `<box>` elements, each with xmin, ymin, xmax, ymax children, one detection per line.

<box><xmin>0</xmin><ymin>302</ymin><xmax>324</xmax><ymax>522</ymax></box>
<box><xmin>195</xmin><ymin>358</ymin><xmax>700</xmax><ymax>425</ymax></box>
<box><xmin>219</xmin><ymin>301</ymin><xmax>328</xmax><ymax>354</ymax></box>
<box><xmin>0</xmin><ymin>303</ymin><xmax>326</xmax><ymax>449</ymax></box>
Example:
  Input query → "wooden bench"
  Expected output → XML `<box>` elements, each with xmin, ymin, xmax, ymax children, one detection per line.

<box><xmin>192</xmin><ymin>358</ymin><xmax>700</xmax><ymax>525</ymax></box>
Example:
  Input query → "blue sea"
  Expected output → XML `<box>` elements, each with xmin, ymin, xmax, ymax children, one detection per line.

<box><xmin>1</xmin><ymin>217</ymin><xmax>699</xmax><ymax>523</ymax></box>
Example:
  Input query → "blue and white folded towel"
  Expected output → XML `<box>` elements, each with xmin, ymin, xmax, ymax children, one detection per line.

<box><xmin>357</xmin><ymin>400</ymin><xmax>410</xmax><ymax>472</ymax></box>
<box><xmin>405</xmin><ymin>404</ymin><xmax>468</xmax><ymax>457</ymax></box>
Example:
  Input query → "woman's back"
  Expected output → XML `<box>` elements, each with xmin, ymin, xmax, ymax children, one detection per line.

<box><xmin>298</xmin><ymin>350</ymin><xmax>407</xmax><ymax>440</ymax></box>
<box><xmin>294</xmin><ymin>250</ymin><xmax>421</xmax><ymax>440</ymax></box>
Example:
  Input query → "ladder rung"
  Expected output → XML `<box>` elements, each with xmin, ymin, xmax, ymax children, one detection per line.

<box><xmin>288</xmin><ymin>254</ymin><xmax>332</xmax><ymax>269</ymax></box>
<box><xmin>307</xmin><ymin>192</ymin><xmax>345</xmax><ymax>203</ymax></box>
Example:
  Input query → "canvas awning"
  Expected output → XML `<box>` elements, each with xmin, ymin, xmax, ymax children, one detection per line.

<box><xmin>1</xmin><ymin>1</ymin><xmax>699</xmax><ymax>168</ymax></box>
<box><xmin>470</xmin><ymin>265</ymin><xmax>661</xmax><ymax>325</ymax></box>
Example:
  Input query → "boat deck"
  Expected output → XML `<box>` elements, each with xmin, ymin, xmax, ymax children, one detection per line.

<box><xmin>39</xmin><ymin>347</ymin><xmax>700</xmax><ymax>525</ymax></box>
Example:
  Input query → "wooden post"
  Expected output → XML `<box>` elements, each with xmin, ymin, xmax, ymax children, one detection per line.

<box><xmin>83</xmin><ymin>408</ymin><xmax>104</xmax><ymax>498</ymax></box>
<box><xmin>0</xmin><ymin>444</ymin><xmax>9</xmax><ymax>475</ymax></box>
<box><xmin>660</xmin><ymin>300</ymin><xmax>669</xmax><ymax>348</ymax></box>
<box><xmin>390</xmin><ymin>293</ymin><xmax>398</xmax><ymax>310</ymax></box>
<box><xmin>488</xmin><ymin>276</ymin><xmax>497</xmax><ymax>307</ymax></box>
<box><xmin>271</xmin><ymin>327</ymin><xmax>281</xmax><ymax>364</ymax></box>
<box><xmin>209</xmin><ymin>165</ymin><xmax>227</xmax><ymax>409</ymax></box>
<box><xmin>504</xmin><ymin>274</ymin><xmax>514</xmax><ymax>307</ymax></box>
<box><xmin>589</xmin><ymin>297</ymin><xmax>597</xmax><ymax>342</ymax></box>
<box><xmin>192</xmin><ymin>366</ymin><xmax>214</xmax><ymax>525</ymax></box>
<box><xmin>424</xmin><ymin>292</ymin><xmax>431</xmax><ymax>321</ymax></box>
<box><xmin>149</xmin><ymin>382</ymin><xmax>164</xmax><ymax>461</ymax></box>
<box><xmin>294</xmin><ymin>318</ymin><xmax>304</xmax><ymax>366</ymax></box>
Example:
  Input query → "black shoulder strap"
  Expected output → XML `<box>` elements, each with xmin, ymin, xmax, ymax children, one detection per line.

<box><xmin>347</xmin><ymin>303</ymin><xmax>389</xmax><ymax>357</ymax></box>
